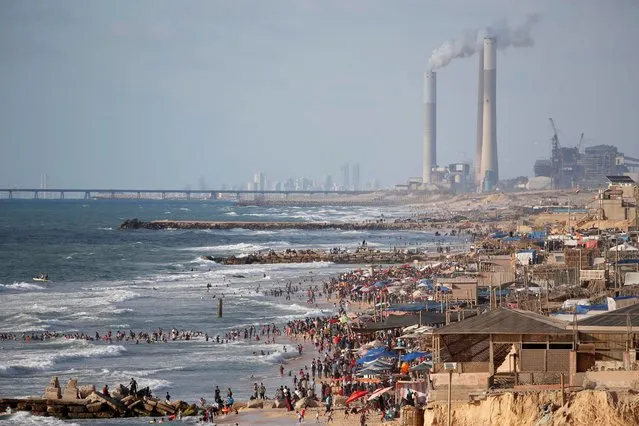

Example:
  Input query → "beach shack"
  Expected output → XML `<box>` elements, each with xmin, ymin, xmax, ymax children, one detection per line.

<box><xmin>571</xmin><ymin>302</ymin><xmax>639</xmax><ymax>388</ymax></box>
<box><xmin>427</xmin><ymin>308</ymin><xmax>574</xmax><ymax>401</ymax></box>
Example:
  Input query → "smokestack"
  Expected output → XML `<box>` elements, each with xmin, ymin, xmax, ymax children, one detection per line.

<box><xmin>480</xmin><ymin>37</ymin><xmax>498</xmax><ymax>191</ymax></box>
<box><xmin>423</xmin><ymin>71</ymin><xmax>436</xmax><ymax>185</ymax></box>
<box><xmin>474</xmin><ymin>46</ymin><xmax>484</xmax><ymax>189</ymax></box>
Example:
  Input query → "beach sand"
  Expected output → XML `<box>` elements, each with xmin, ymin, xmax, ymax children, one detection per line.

<box><xmin>228</xmin><ymin>406</ymin><xmax>401</xmax><ymax>426</ymax></box>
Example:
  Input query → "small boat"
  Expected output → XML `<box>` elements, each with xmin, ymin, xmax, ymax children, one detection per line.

<box><xmin>33</xmin><ymin>274</ymin><xmax>49</xmax><ymax>282</ymax></box>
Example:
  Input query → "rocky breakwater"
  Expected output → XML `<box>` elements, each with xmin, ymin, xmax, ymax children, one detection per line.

<box><xmin>119</xmin><ymin>218</ymin><xmax>433</xmax><ymax>231</ymax></box>
<box><xmin>202</xmin><ymin>248</ymin><xmax>437</xmax><ymax>265</ymax></box>
<box><xmin>0</xmin><ymin>377</ymin><xmax>197</xmax><ymax>420</ymax></box>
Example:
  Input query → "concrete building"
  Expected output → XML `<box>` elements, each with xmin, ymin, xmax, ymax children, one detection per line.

<box><xmin>341</xmin><ymin>164</ymin><xmax>350</xmax><ymax>190</ymax></box>
<box><xmin>352</xmin><ymin>163</ymin><xmax>360</xmax><ymax>191</ymax></box>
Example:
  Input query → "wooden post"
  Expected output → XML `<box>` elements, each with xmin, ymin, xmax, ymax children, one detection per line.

<box><xmin>447</xmin><ymin>369</ymin><xmax>453</xmax><ymax>426</ymax></box>
<box><xmin>489</xmin><ymin>334</ymin><xmax>494</xmax><ymax>375</ymax></box>
<box><xmin>560</xmin><ymin>373</ymin><xmax>565</xmax><ymax>406</ymax></box>
<box><xmin>217</xmin><ymin>298</ymin><xmax>223</xmax><ymax>317</ymax></box>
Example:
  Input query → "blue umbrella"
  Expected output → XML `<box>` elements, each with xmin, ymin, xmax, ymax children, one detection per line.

<box><xmin>400</xmin><ymin>352</ymin><xmax>428</xmax><ymax>362</ymax></box>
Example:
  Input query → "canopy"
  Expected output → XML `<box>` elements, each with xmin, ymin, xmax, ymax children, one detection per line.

<box><xmin>367</xmin><ymin>386</ymin><xmax>394</xmax><ymax>401</ymax></box>
<box><xmin>345</xmin><ymin>390</ymin><xmax>368</xmax><ymax>405</ymax></box>
<box><xmin>410</xmin><ymin>361</ymin><xmax>433</xmax><ymax>372</ymax></box>
<box><xmin>356</xmin><ymin>350</ymin><xmax>398</xmax><ymax>365</ymax></box>
<box><xmin>400</xmin><ymin>352</ymin><xmax>428</xmax><ymax>362</ymax></box>
<box><xmin>610</xmin><ymin>242</ymin><xmax>639</xmax><ymax>252</ymax></box>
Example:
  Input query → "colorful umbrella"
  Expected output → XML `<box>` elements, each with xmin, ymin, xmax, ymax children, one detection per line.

<box><xmin>345</xmin><ymin>390</ymin><xmax>368</xmax><ymax>405</ymax></box>
<box><xmin>367</xmin><ymin>386</ymin><xmax>394</xmax><ymax>401</ymax></box>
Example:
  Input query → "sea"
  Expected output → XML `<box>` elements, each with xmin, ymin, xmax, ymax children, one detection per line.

<box><xmin>0</xmin><ymin>199</ymin><xmax>463</xmax><ymax>425</ymax></box>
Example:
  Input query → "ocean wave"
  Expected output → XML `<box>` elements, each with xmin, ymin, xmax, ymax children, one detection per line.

<box><xmin>179</xmin><ymin>241</ymin><xmax>291</xmax><ymax>253</ymax></box>
<box><xmin>263</xmin><ymin>348</ymin><xmax>300</xmax><ymax>365</ymax></box>
<box><xmin>25</xmin><ymin>304</ymin><xmax>68</xmax><ymax>314</ymax></box>
<box><xmin>0</xmin><ymin>343</ymin><xmax>127</xmax><ymax>376</ymax></box>
<box><xmin>3</xmin><ymin>411</ymin><xmax>80</xmax><ymax>426</ymax></box>
<box><xmin>0</xmin><ymin>282</ymin><xmax>46</xmax><ymax>291</ymax></box>
<box><xmin>96</xmin><ymin>227</ymin><xmax>113</xmax><ymax>231</ymax></box>
<box><xmin>225</xmin><ymin>211</ymin><xmax>238</xmax><ymax>216</ymax></box>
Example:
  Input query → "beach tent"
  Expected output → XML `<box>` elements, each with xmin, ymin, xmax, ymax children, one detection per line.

<box><xmin>400</xmin><ymin>352</ymin><xmax>428</xmax><ymax>362</ymax></box>
<box><xmin>610</xmin><ymin>242</ymin><xmax>638</xmax><ymax>252</ymax></box>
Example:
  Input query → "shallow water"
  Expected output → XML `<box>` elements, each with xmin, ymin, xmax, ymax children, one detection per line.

<box><xmin>0</xmin><ymin>200</ymin><xmax>463</xmax><ymax>425</ymax></box>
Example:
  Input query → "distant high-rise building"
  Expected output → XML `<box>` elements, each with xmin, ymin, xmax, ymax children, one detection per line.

<box><xmin>324</xmin><ymin>175</ymin><xmax>334</xmax><ymax>191</ymax></box>
<box><xmin>253</xmin><ymin>172</ymin><xmax>265</xmax><ymax>191</ymax></box>
<box><xmin>352</xmin><ymin>164</ymin><xmax>360</xmax><ymax>191</ymax></box>
<box><xmin>341</xmin><ymin>164</ymin><xmax>350</xmax><ymax>190</ymax></box>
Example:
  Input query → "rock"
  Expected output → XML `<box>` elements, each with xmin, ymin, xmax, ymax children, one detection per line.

<box><xmin>246</xmin><ymin>399</ymin><xmax>264</xmax><ymax>409</ymax></box>
<box><xmin>63</xmin><ymin>379</ymin><xmax>80</xmax><ymax>400</ymax></box>
<box><xmin>91</xmin><ymin>391</ymin><xmax>127</xmax><ymax>415</ymax></box>
<box><xmin>44</xmin><ymin>376</ymin><xmax>62</xmax><ymax>400</ymax></box>
<box><xmin>156</xmin><ymin>401</ymin><xmax>176</xmax><ymax>415</ymax></box>
<box><xmin>79</xmin><ymin>385</ymin><xmax>96</xmax><ymax>399</ymax></box>
<box><xmin>272</xmin><ymin>399</ymin><xmax>287</xmax><ymax>408</ymax></box>
<box><xmin>86</xmin><ymin>402</ymin><xmax>104</xmax><ymax>413</ymax></box>
<box><xmin>127</xmin><ymin>399</ymin><xmax>143</xmax><ymax>411</ymax></box>
<box><xmin>294</xmin><ymin>397</ymin><xmax>318</xmax><ymax>410</ymax></box>
<box><xmin>120</xmin><ymin>395</ymin><xmax>134</xmax><ymax>405</ymax></box>
<box><xmin>111</xmin><ymin>384</ymin><xmax>128</xmax><ymax>399</ymax></box>
<box><xmin>86</xmin><ymin>392</ymin><xmax>102</xmax><ymax>403</ymax></box>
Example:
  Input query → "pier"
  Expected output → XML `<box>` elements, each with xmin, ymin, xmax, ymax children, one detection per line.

<box><xmin>0</xmin><ymin>187</ymin><xmax>376</xmax><ymax>201</ymax></box>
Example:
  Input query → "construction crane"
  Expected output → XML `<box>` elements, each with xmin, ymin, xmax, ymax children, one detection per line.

<box><xmin>549</xmin><ymin>118</ymin><xmax>560</xmax><ymax>151</ymax></box>
<box><xmin>577</xmin><ymin>133</ymin><xmax>584</xmax><ymax>153</ymax></box>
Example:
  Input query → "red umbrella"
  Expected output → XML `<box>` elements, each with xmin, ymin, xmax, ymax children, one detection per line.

<box><xmin>345</xmin><ymin>390</ymin><xmax>368</xmax><ymax>405</ymax></box>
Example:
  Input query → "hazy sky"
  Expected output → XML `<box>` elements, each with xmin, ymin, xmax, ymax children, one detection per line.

<box><xmin>1</xmin><ymin>0</ymin><xmax>638</xmax><ymax>189</ymax></box>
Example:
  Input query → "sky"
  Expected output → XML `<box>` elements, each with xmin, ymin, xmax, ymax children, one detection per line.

<box><xmin>1</xmin><ymin>0</ymin><xmax>638</xmax><ymax>189</ymax></box>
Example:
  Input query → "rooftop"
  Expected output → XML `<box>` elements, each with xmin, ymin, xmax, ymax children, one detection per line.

<box><xmin>432</xmin><ymin>308</ymin><xmax>570</xmax><ymax>335</ymax></box>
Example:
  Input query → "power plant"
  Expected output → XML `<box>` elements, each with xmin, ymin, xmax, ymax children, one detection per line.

<box><xmin>412</xmin><ymin>16</ymin><xmax>637</xmax><ymax>193</ymax></box>
<box><xmin>421</xmin><ymin>37</ymin><xmax>498</xmax><ymax>193</ymax></box>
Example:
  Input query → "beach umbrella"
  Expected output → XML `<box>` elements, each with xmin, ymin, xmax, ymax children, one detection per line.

<box><xmin>367</xmin><ymin>386</ymin><xmax>394</xmax><ymax>401</ymax></box>
<box><xmin>401</xmin><ymin>352</ymin><xmax>428</xmax><ymax>362</ymax></box>
<box><xmin>345</xmin><ymin>390</ymin><xmax>368</xmax><ymax>405</ymax></box>
<box><xmin>410</xmin><ymin>361</ymin><xmax>433</xmax><ymax>372</ymax></box>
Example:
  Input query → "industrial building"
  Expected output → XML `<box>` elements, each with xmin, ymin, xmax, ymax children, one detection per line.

<box><xmin>533</xmin><ymin>120</ymin><xmax>639</xmax><ymax>189</ymax></box>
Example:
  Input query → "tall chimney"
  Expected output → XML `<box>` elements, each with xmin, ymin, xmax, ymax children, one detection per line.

<box><xmin>480</xmin><ymin>37</ymin><xmax>498</xmax><ymax>191</ymax></box>
<box><xmin>474</xmin><ymin>46</ymin><xmax>484</xmax><ymax>190</ymax></box>
<box><xmin>423</xmin><ymin>71</ymin><xmax>436</xmax><ymax>185</ymax></box>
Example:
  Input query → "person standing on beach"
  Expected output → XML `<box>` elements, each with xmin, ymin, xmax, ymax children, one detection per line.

<box><xmin>259</xmin><ymin>383</ymin><xmax>266</xmax><ymax>399</ymax></box>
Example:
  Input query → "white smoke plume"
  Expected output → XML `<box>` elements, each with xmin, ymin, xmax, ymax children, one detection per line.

<box><xmin>427</xmin><ymin>14</ymin><xmax>541</xmax><ymax>70</ymax></box>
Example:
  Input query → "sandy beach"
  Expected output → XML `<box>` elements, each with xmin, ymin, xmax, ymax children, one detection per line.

<box><xmin>214</xmin><ymin>293</ymin><xmax>392</xmax><ymax>425</ymax></box>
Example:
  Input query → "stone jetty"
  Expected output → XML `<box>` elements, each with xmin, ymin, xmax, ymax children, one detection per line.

<box><xmin>201</xmin><ymin>247</ymin><xmax>457</xmax><ymax>265</ymax></box>
<box><xmin>0</xmin><ymin>377</ymin><xmax>197</xmax><ymax>420</ymax></box>
<box><xmin>119</xmin><ymin>218</ymin><xmax>443</xmax><ymax>231</ymax></box>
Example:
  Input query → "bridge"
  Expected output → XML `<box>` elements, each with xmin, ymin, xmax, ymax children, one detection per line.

<box><xmin>0</xmin><ymin>188</ymin><xmax>378</xmax><ymax>201</ymax></box>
